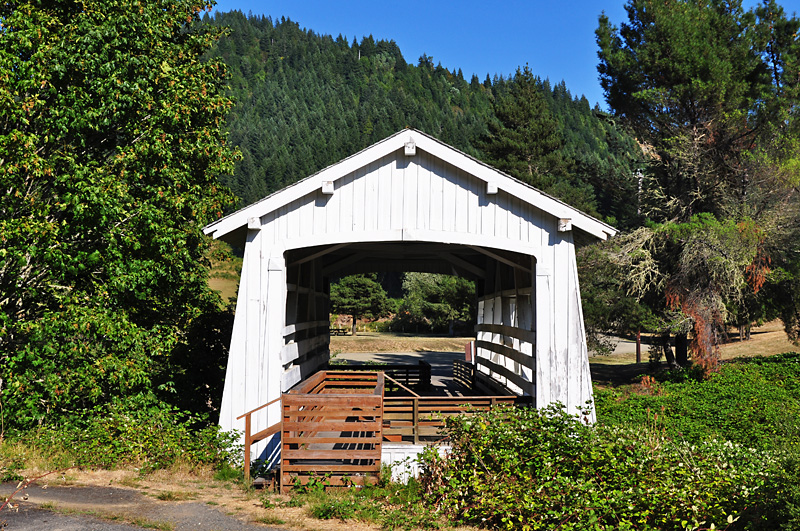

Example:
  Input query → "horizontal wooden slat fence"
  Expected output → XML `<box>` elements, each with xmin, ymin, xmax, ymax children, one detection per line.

<box><xmin>238</xmin><ymin>370</ymin><xmax>530</xmax><ymax>490</ymax></box>
<box><xmin>383</xmin><ymin>395</ymin><xmax>527</xmax><ymax>444</ymax></box>
<box><xmin>330</xmin><ymin>361</ymin><xmax>431</xmax><ymax>393</ymax></box>
<box><xmin>280</xmin><ymin>371</ymin><xmax>384</xmax><ymax>492</ymax></box>
<box><xmin>475</xmin><ymin>322</ymin><xmax>535</xmax><ymax>396</ymax></box>
<box><xmin>453</xmin><ymin>359</ymin><xmax>475</xmax><ymax>391</ymax></box>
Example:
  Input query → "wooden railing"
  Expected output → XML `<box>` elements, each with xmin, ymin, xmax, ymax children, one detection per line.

<box><xmin>453</xmin><ymin>359</ymin><xmax>475</xmax><ymax>391</ymax></box>
<box><xmin>330</xmin><ymin>361</ymin><xmax>431</xmax><ymax>393</ymax></box>
<box><xmin>280</xmin><ymin>371</ymin><xmax>384</xmax><ymax>492</ymax></box>
<box><xmin>236</xmin><ymin>398</ymin><xmax>282</xmax><ymax>484</ymax></box>
<box><xmin>237</xmin><ymin>370</ymin><xmax>530</xmax><ymax>488</ymax></box>
<box><xmin>474</xmin><ymin>323</ymin><xmax>535</xmax><ymax>395</ymax></box>
<box><xmin>383</xmin><ymin>395</ymin><xmax>529</xmax><ymax>444</ymax></box>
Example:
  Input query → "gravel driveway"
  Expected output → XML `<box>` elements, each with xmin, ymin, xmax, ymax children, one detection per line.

<box><xmin>0</xmin><ymin>483</ymin><xmax>285</xmax><ymax>531</ymax></box>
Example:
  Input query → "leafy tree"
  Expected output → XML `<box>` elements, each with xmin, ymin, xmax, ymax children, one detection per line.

<box><xmin>0</xmin><ymin>0</ymin><xmax>236</xmax><ymax>428</ymax></box>
<box><xmin>330</xmin><ymin>275</ymin><xmax>390</xmax><ymax>335</ymax></box>
<box><xmin>597</xmin><ymin>0</ymin><xmax>800</xmax><ymax>372</ymax></box>
<box><xmin>394</xmin><ymin>273</ymin><xmax>475</xmax><ymax>335</ymax></box>
<box><xmin>578</xmin><ymin>243</ymin><xmax>660</xmax><ymax>358</ymax></box>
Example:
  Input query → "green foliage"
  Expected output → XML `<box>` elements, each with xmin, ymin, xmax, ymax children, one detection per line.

<box><xmin>213</xmin><ymin>461</ymin><xmax>242</xmax><ymax>482</ymax></box>
<box><xmin>207</xmin><ymin>12</ymin><xmax>641</xmax><ymax>226</ymax></box>
<box><xmin>594</xmin><ymin>354</ymin><xmax>800</xmax><ymax>529</ymax></box>
<box><xmin>0</xmin><ymin>458</ymin><xmax>25</xmax><ymax>483</ymax></box>
<box><xmin>330</xmin><ymin>274</ymin><xmax>391</xmax><ymax>335</ymax></box>
<box><xmin>596</xmin><ymin>0</ymin><xmax>800</xmax><ymax>366</ymax></box>
<box><xmin>479</xmin><ymin>66</ymin><xmax>567</xmax><ymax>187</ymax></box>
<box><xmin>420</xmin><ymin>403</ymin><xmax>778</xmax><ymax>530</ymax></box>
<box><xmin>479</xmin><ymin>67</ymin><xmax>642</xmax><ymax>222</ymax></box>
<box><xmin>595</xmin><ymin>353</ymin><xmax>800</xmax><ymax>453</ymax></box>
<box><xmin>0</xmin><ymin>1</ymin><xmax>237</xmax><ymax>429</ymax></box>
<box><xmin>285</xmin><ymin>474</ymin><xmax>443</xmax><ymax>530</ymax></box>
<box><xmin>392</xmin><ymin>273</ymin><xmax>475</xmax><ymax>334</ymax></box>
<box><xmin>31</xmin><ymin>403</ymin><xmax>240</xmax><ymax>472</ymax></box>
<box><xmin>578</xmin><ymin>241</ymin><xmax>660</xmax><ymax>354</ymax></box>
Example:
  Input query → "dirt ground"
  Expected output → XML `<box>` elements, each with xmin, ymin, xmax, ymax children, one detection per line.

<box><xmin>590</xmin><ymin>320</ymin><xmax>797</xmax><ymax>386</ymax></box>
<box><xmin>0</xmin><ymin>469</ymin><xmax>389</xmax><ymax>531</ymax></box>
<box><xmin>330</xmin><ymin>333</ymin><xmax>472</xmax><ymax>354</ymax></box>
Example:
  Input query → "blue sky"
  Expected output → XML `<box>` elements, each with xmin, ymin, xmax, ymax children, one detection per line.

<box><xmin>213</xmin><ymin>0</ymin><xmax>800</xmax><ymax>110</ymax></box>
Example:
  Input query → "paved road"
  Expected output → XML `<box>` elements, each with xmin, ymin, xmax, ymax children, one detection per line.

<box><xmin>0</xmin><ymin>483</ymin><xmax>285</xmax><ymax>531</ymax></box>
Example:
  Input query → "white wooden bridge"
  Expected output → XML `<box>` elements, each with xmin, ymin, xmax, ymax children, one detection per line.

<box><xmin>203</xmin><ymin>129</ymin><xmax>616</xmax><ymax>467</ymax></box>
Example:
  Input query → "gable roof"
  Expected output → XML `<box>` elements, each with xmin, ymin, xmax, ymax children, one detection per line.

<box><xmin>204</xmin><ymin>128</ymin><xmax>617</xmax><ymax>243</ymax></box>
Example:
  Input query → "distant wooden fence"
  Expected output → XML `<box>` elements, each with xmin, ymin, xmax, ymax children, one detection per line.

<box><xmin>453</xmin><ymin>359</ymin><xmax>474</xmax><ymax>391</ymax></box>
<box><xmin>331</xmin><ymin>361</ymin><xmax>431</xmax><ymax>393</ymax></box>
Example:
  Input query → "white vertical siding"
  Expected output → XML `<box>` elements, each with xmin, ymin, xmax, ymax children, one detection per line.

<box><xmin>220</xmin><ymin>142</ymin><xmax>598</xmax><ymax>453</ymax></box>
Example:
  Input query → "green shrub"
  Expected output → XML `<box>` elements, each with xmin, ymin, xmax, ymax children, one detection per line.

<box><xmin>420</xmin><ymin>404</ymin><xmax>777</xmax><ymax>530</ymax></box>
<box><xmin>31</xmin><ymin>402</ymin><xmax>240</xmax><ymax>471</ymax></box>
<box><xmin>595</xmin><ymin>353</ymin><xmax>800</xmax><ymax>453</ymax></box>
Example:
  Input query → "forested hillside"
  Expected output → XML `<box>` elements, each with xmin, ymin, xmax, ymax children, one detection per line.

<box><xmin>205</xmin><ymin>11</ymin><xmax>642</xmax><ymax>226</ymax></box>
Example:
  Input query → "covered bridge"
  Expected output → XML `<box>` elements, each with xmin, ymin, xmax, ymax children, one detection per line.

<box><xmin>204</xmin><ymin>129</ymin><xmax>616</xmax><ymax>450</ymax></box>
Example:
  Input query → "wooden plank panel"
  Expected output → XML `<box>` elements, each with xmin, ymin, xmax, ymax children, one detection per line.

<box><xmin>416</xmin><ymin>151</ymin><xmax>431</xmax><ymax>230</ymax></box>
<box><xmin>455</xmin><ymin>168</ymin><xmax>469</xmax><ymax>233</ymax></box>
<box><xmin>390</xmin><ymin>156</ymin><xmax>404</xmax><ymax>230</ymax></box>
<box><xmin>283</xmin><ymin>450</ymin><xmax>379</xmax><ymax>460</ymax></box>
<box><xmin>478</xmin><ymin>356</ymin><xmax>530</xmax><ymax>393</ymax></box>
<box><xmin>475</xmin><ymin>372</ymin><xmax>509</xmax><ymax>396</ymax></box>
<box><xmin>467</xmin><ymin>172</ymin><xmax>479</xmax><ymax>235</ymax></box>
<box><xmin>284</xmin><ymin>475</ymin><xmax>380</xmax><ymax>487</ymax></box>
<box><xmin>377</xmin><ymin>156</ymin><xmax>392</xmax><ymax>231</ymax></box>
<box><xmin>283</xmin><ymin>437</ymin><xmax>381</xmax><ymax>445</ymax></box>
<box><xmin>282</xmin><ymin>320</ymin><xmax>329</xmax><ymax>337</ymax></box>
<box><xmin>352</xmin><ymin>165</ymin><xmax>366</xmax><ymax>232</ymax></box>
<box><xmin>482</xmin><ymin>189</ymin><xmax>495</xmax><ymax>237</ymax></box>
<box><xmin>283</xmin><ymin>396</ymin><xmax>381</xmax><ymax>408</ymax></box>
<box><xmin>442</xmin><ymin>161</ymin><xmax>456</xmax><ymax>232</ymax></box>
<box><xmin>282</xmin><ymin>421</ymin><xmax>380</xmax><ymax>432</ymax></box>
<box><xmin>339</xmin><ymin>171</ymin><xmax>354</xmax><ymax>234</ymax></box>
<box><xmin>325</xmin><ymin>173</ymin><xmax>341</xmax><ymax>235</ymax></box>
<box><xmin>243</xmin><ymin>233</ymin><xmax>261</xmax><ymax>432</ymax></box>
<box><xmin>403</xmin><ymin>153</ymin><xmax>418</xmax><ymax>230</ymax></box>
<box><xmin>289</xmin><ymin>371</ymin><xmax>326</xmax><ymax>393</ymax></box>
<box><xmin>475</xmin><ymin>323</ymin><xmax>536</xmax><ymax>344</ymax></box>
<box><xmin>282</xmin><ymin>465</ymin><xmax>379</xmax><ymax>473</ymax></box>
<box><xmin>475</xmin><ymin>340</ymin><xmax>535</xmax><ymax>370</ymax></box>
<box><xmin>508</xmin><ymin>195</ymin><xmax>521</xmax><ymax>242</ymax></box>
<box><xmin>283</xmin><ymin>408</ymin><xmax>381</xmax><ymax>418</ymax></box>
<box><xmin>313</xmin><ymin>183</ymin><xmax>327</xmax><ymax>236</ymax></box>
<box><xmin>495</xmin><ymin>190</ymin><xmax>508</xmax><ymax>239</ymax></box>
<box><xmin>281</xmin><ymin>335</ymin><xmax>328</xmax><ymax>365</ymax></box>
<box><xmin>364</xmin><ymin>160</ymin><xmax>379</xmax><ymax>231</ymax></box>
<box><xmin>429</xmin><ymin>157</ymin><xmax>444</xmax><ymax>231</ymax></box>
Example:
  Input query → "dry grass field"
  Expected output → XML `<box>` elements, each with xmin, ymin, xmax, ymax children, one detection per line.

<box><xmin>207</xmin><ymin>241</ymin><xmax>241</xmax><ymax>305</ymax></box>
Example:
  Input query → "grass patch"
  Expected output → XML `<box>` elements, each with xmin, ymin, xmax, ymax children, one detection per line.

<box><xmin>155</xmin><ymin>490</ymin><xmax>196</xmax><ymax>501</ymax></box>
<box><xmin>255</xmin><ymin>514</ymin><xmax>286</xmax><ymax>525</ymax></box>
<box><xmin>280</xmin><ymin>473</ymin><xmax>448</xmax><ymax>530</ymax></box>
<box><xmin>212</xmin><ymin>462</ymin><xmax>241</xmax><ymax>482</ymax></box>
<box><xmin>130</xmin><ymin>517</ymin><xmax>175</xmax><ymax>531</ymax></box>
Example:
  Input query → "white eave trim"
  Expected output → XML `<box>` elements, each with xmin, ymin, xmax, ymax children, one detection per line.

<box><xmin>203</xmin><ymin>129</ymin><xmax>617</xmax><ymax>242</ymax></box>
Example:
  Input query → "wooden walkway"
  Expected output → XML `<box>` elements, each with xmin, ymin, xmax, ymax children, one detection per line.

<box><xmin>238</xmin><ymin>369</ymin><xmax>528</xmax><ymax>491</ymax></box>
